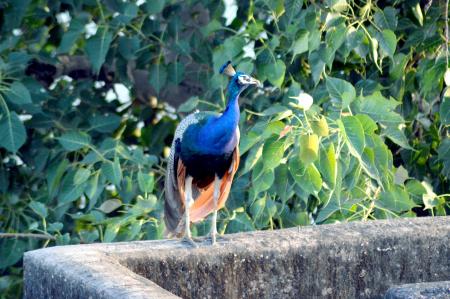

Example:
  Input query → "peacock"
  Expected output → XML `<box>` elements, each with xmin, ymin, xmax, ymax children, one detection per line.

<box><xmin>164</xmin><ymin>61</ymin><xmax>261</xmax><ymax>246</ymax></box>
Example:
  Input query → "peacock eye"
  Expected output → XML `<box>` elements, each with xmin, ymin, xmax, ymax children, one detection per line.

<box><xmin>238</xmin><ymin>75</ymin><xmax>249</xmax><ymax>84</ymax></box>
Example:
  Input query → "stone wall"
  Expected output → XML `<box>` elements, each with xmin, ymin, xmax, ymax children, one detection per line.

<box><xmin>24</xmin><ymin>217</ymin><xmax>450</xmax><ymax>298</ymax></box>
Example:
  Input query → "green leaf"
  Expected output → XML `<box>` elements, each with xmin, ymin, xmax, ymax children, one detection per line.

<box><xmin>411</xmin><ymin>2</ymin><xmax>423</xmax><ymax>26</ymax></box>
<box><xmin>326</xmin><ymin>76</ymin><xmax>356</xmax><ymax>108</ymax></box>
<box><xmin>239</xmin><ymin>131</ymin><xmax>261</xmax><ymax>155</ymax></box>
<box><xmin>290</xmin><ymin>30</ymin><xmax>309</xmax><ymax>62</ymax></box>
<box><xmin>4</xmin><ymin>82</ymin><xmax>31</xmax><ymax>105</ymax></box>
<box><xmin>118</xmin><ymin>36</ymin><xmax>140</xmax><ymax>60</ymax></box>
<box><xmin>406</xmin><ymin>179</ymin><xmax>426</xmax><ymax>204</ymax></box>
<box><xmin>354</xmin><ymin>114</ymin><xmax>377</xmax><ymax>135</ymax></box>
<box><xmin>250</xmin><ymin>197</ymin><xmax>266</xmax><ymax>220</ymax></box>
<box><xmin>47</xmin><ymin>159</ymin><xmax>69</xmax><ymax>198</ymax></box>
<box><xmin>115</xmin><ymin>3</ymin><xmax>138</xmax><ymax>24</ymax></box>
<box><xmin>338</xmin><ymin>116</ymin><xmax>365</xmax><ymax>157</ymax></box>
<box><xmin>389</xmin><ymin>53</ymin><xmax>409</xmax><ymax>80</ymax></box>
<box><xmin>353</xmin><ymin>92</ymin><xmax>404</xmax><ymax>125</ymax></box>
<box><xmin>440</xmin><ymin>95</ymin><xmax>450</xmax><ymax>125</ymax></box>
<box><xmin>149</xmin><ymin>63</ymin><xmax>167</xmax><ymax>94</ymax></box>
<box><xmin>225</xmin><ymin>212</ymin><xmax>255</xmax><ymax>233</ymax></box>
<box><xmin>376</xmin><ymin>185</ymin><xmax>417</xmax><ymax>213</ymax></box>
<box><xmin>89</xmin><ymin>114</ymin><xmax>121</xmax><ymax>133</ymax></box>
<box><xmin>319</xmin><ymin>143</ymin><xmax>337</xmax><ymax>187</ymax></box>
<box><xmin>29</xmin><ymin>201</ymin><xmax>48</xmax><ymax>218</ymax></box>
<box><xmin>168</xmin><ymin>62</ymin><xmax>185</xmax><ymax>85</ymax></box>
<box><xmin>104</xmin><ymin>223</ymin><xmax>120</xmax><ymax>242</ymax></box>
<box><xmin>373</xmin><ymin>7</ymin><xmax>397</xmax><ymax>31</ymax></box>
<box><xmin>178</xmin><ymin>96</ymin><xmax>198</xmax><ymax>113</ymax></box>
<box><xmin>98</xmin><ymin>199</ymin><xmax>122</xmax><ymax>214</ymax></box>
<box><xmin>0</xmin><ymin>239</ymin><xmax>26</xmax><ymax>269</ymax></box>
<box><xmin>252</xmin><ymin>168</ymin><xmax>275</xmax><ymax>195</ymax></box>
<box><xmin>102</xmin><ymin>157</ymin><xmax>122</xmax><ymax>186</ymax></box>
<box><xmin>263</xmin><ymin>59</ymin><xmax>286</xmax><ymax>88</ymax></box>
<box><xmin>242</xmin><ymin>143</ymin><xmax>263</xmax><ymax>175</ymax></box>
<box><xmin>308</xmin><ymin>51</ymin><xmax>325</xmax><ymax>84</ymax></box>
<box><xmin>421</xmin><ymin>181</ymin><xmax>438</xmax><ymax>210</ymax></box>
<box><xmin>382</xmin><ymin>125</ymin><xmax>412</xmax><ymax>149</ymax></box>
<box><xmin>417</xmin><ymin>57</ymin><xmax>446</xmax><ymax>99</ymax></box>
<box><xmin>370</xmin><ymin>37</ymin><xmax>379</xmax><ymax>69</ymax></box>
<box><xmin>289</xmin><ymin>159</ymin><xmax>322</xmax><ymax>195</ymax></box>
<box><xmin>85</xmin><ymin>28</ymin><xmax>113</xmax><ymax>74</ymax></box>
<box><xmin>268</xmin><ymin>0</ymin><xmax>285</xmax><ymax>18</ymax></box>
<box><xmin>328</xmin><ymin>0</ymin><xmax>347</xmax><ymax>12</ymax></box>
<box><xmin>438</xmin><ymin>138</ymin><xmax>450</xmax><ymax>177</ymax></box>
<box><xmin>262</xmin><ymin>137</ymin><xmax>285</xmax><ymax>170</ymax></box>
<box><xmin>137</xmin><ymin>171</ymin><xmax>155</xmax><ymax>193</ymax></box>
<box><xmin>59</xmin><ymin>171</ymin><xmax>87</xmax><ymax>204</ymax></box>
<box><xmin>145</xmin><ymin>0</ymin><xmax>165</xmax><ymax>14</ymax></box>
<box><xmin>274</xmin><ymin>164</ymin><xmax>292</xmax><ymax>203</ymax></box>
<box><xmin>57</xmin><ymin>18</ymin><xmax>85</xmax><ymax>54</ymax></box>
<box><xmin>86</xmin><ymin>172</ymin><xmax>101</xmax><ymax>209</ymax></box>
<box><xmin>74</xmin><ymin>168</ymin><xmax>91</xmax><ymax>185</ymax></box>
<box><xmin>379</xmin><ymin>29</ymin><xmax>396</xmax><ymax>58</ymax></box>
<box><xmin>58</xmin><ymin>131</ymin><xmax>91</xmax><ymax>151</ymax></box>
<box><xmin>394</xmin><ymin>165</ymin><xmax>409</xmax><ymax>185</ymax></box>
<box><xmin>325</xmin><ymin>23</ymin><xmax>347</xmax><ymax>52</ymax></box>
<box><xmin>0</xmin><ymin>112</ymin><xmax>26</xmax><ymax>152</ymax></box>
<box><xmin>261</xmin><ymin>120</ymin><xmax>285</xmax><ymax>138</ymax></box>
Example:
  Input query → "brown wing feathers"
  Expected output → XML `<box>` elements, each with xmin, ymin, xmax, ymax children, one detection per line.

<box><xmin>176</xmin><ymin>147</ymin><xmax>240</xmax><ymax>224</ymax></box>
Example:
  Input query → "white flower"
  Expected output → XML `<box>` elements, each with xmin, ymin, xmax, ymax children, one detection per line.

<box><xmin>444</xmin><ymin>68</ymin><xmax>450</xmax><ymax>87</ymax></box>
<box><xmin>136</xmin><ymin>121</ymin><xmax>145</xmax><ymax>130</ymax></box>
<box><xmin>289</xmin><ymin>92</ymin><xmax>314</xmax><ymax>110</ymax></box>
<box><xmin>12</xmin><ymin>29</ymin><xmax>23</xmax><ymax>36</ymax></box>
<box><xmin>243</xmin><ymin>41</ymin><xmax>256</xmax><ymax>60</ymax></box>
<box><xmin>72</xmin><ymin>98</ymin><xmax>81</xmax><ymax>107</ymax></box>
<box><xmin>61</xmin><ymin>75</ymin><xmax>73</xmax><ymax>82</ymax></box>
<box><xmin>136</xmin><ymin>0</ymin><xmax>146</xmax><ymax>6</ymax></box>
<box><xmin>94</xmin><ymin>81</ymin><xmax>105</xmax><ymax>89</ymax></box>
<box><xmin>56</xmin><ymin>11</ymin><xmax>71</xmax><ymax>27</ymax></box>
<box><xmin>106</xmin><ymin>184</ymin><xmax>116</xmax><ymax>192</ymax></box>
<box><xmin>258</xmin><ymin>31</ymin><xmax>268</xmax><ymax>40</ymax></box>
<box><xmin>85</xmin><ymin>21</ymin><xmax>98</xmax><ymax>38</ymax></box>
<box><xmin>18</xmin><ymin>114</ymin><xmax>32</xmax><ymax>121</ymax></box>
<box><xmin>114</xmin><ymin>83</ymin><xmax>131</xmax><ymax>104</ymax></box>
<box><xmin>11</xmin><ymin>154</ymin><xmax>24</xmax><ymax>166</ymax></box>
<box><xmin>78</xmin><ymin>195</ymin><xmax>86</xmax><ymax>209</ymax></box>
<box><xmin>222</xmin><ymin>0</ymin><xmax>238</xmax><ymax>26</ymax></box>
<box><xmin>105</xmin><ymin>89</ymin><xmax>117</xmax><ymax>102</ymax></box>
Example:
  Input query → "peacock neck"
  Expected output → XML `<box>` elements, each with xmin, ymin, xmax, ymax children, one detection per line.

<box><xmin>197</xmin><ymin>87</ymin><xmax>241</xmax><ymax>153</ymax></box>
<box><xmin>221</xmin><ymin>88</ymin><xmax>240</xmax><ymax>128</ymax></box>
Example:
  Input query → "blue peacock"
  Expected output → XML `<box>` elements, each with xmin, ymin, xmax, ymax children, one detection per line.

<box><xmin>164</xmin><ymin>61</ymin><xmax>261</xmax><ymax>246</ymax></box>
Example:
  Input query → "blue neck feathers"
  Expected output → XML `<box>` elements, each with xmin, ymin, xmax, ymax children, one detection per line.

<box><xmin>197</xmin><ymin>80</ymin><xmax>242</xmax><ymax>154</ymax></box>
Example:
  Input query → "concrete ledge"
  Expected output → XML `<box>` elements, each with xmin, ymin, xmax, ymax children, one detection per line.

<box><xmin>24</xmin><ymin>217</ymin><xmax>450</xmax><ymax>299</ymax></box>
<box><xmin>385</xmin><ymin>281</ymin><xmax>450</xmax><ymax>299</ymax></box>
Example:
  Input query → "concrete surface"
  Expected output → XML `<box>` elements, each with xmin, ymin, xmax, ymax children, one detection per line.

<box><xmin>24</xmin><ymin>217</ymin><xmax>450</xmax><ymax>299</ymax></box>
<box><xmin>385</xmin><ymin>281</ymin><xmax>450</xmax><ymax>299</ymax></box>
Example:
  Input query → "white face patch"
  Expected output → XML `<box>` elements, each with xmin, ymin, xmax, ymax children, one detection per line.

<box><xmin>238</xmin><ymin>75</ymin><xmax>251</xmax><ymax>84</ymax></box>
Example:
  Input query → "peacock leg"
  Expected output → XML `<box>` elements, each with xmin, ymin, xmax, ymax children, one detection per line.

<box><xmin>209</xmin><ymin>175</ymin><xmax>221</xmax><ymax>245</ymax></box>
<box><xmin>182</xmin><ymin>176</ymin><xmax>197</xmax><ymax>248</ymax></box>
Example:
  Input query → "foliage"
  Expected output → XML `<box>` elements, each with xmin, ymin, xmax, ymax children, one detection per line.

<box><xmin>0</xmin><ymin>0</ymin><xmax>449</xmax><ymax>297</ymax></box>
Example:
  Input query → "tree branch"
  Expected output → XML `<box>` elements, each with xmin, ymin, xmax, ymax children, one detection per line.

<box><xmin>0</xmin><ymin>233</ymin><xmax>56</xmax><ymax>240</ymax></box>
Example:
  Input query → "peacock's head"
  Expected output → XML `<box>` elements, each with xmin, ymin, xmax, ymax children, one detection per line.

<box><xmin>219</xmin><ymin>61</ymin><xmax>262</xmax><ymax>93</ymax></box>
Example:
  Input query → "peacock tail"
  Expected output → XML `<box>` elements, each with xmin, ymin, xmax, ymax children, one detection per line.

<box><xmin>164</xmin><ymin>111</ymin><xmax>240</xmax><ymax>235</ymax></box>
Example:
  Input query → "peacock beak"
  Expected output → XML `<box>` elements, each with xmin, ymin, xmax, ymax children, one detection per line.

<box><xmin>249</xmin><ymin>76</ymin><xmax>263</xmax><ymax>88</ymax></box>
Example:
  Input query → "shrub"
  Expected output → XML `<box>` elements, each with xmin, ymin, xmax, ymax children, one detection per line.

<box><xmin>0</xmin><ymin>0</ymin><xmax>448</xmax><ymax>297</ymax></box>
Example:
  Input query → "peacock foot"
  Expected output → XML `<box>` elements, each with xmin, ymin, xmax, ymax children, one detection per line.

<box><xmin>181</xmin><ymin>236</ymin><xmax>198</xmax><ymax>248</ymax></box>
